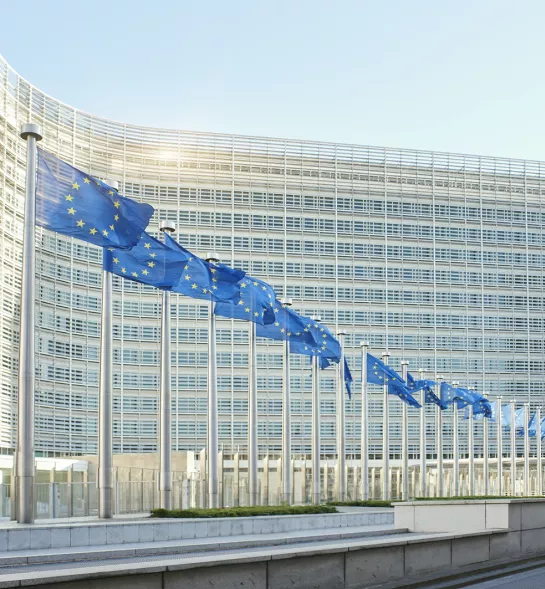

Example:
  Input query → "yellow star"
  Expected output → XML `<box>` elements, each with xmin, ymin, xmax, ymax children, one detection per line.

<box><xmin>202</xmin><ymin>288</ymin><xmax>208</xmax><ymax>294</ymax></box>
<box><xmin>102</xmin><ymin>229</ymin><xmax>109</xmax><ymax>236</ymax></box>
<box><xmin>72</xmin><ymin>182</ymin><xmax>80</xmax><ymax>190</ymax></box>
<box><xmin>241</xmin><ymin>283</ymin><xmax>247</xmax><ymax>288</ymax></box>
<box><xmin>121</xmin><ymin>267</ymin><xmax>126</xmax><ymax>274</ymax></box>
<box><xmin>253</xmin><ymin>281</ymin><xmax>258</xmax><ymax>286</ymax></box>
<box><xmin>238</xmin><ymin>300</ymin><xmax>244</xmax><ymax>305</ymax></box>
<box><xmin>114</xmin><ymin>201</ymin><xmax>120</xmax><ymax>208</ymax></box>
<box><xmin>191</xmin><ymin>283</ymin><xmax>198</xmax><ymax>289</ymax></box>
<box><xmin>245</xmin><ymin>307</ymin><xmax>251</xmax><ymax>312</ymax></box>
<box><xmin>148</xmin><ymin>261</ymin><xmax>155</xmax><ymax>268</ymax></box>
<box><xmin>76</xmin><ymin>219</ymin><xmax>85</xmax><ymax>227</ymax></box>
<box><xmin>108</xmin><ymin>190</ymin><xmax>115</xmax><ymax>195</ymax></box>
<box><xmin>67</xmin><ymin>207</ymin><xmax>76</xmax><ymax>215</ymax></box>
<box><xmin>144</xmin><ymin>243</ymin><xmax>151</xmax><ymax>249</ymax></box>
<box><xmin>114</xmin><ymin>214</ymin><xmax>119</xmax><ymax>221</ymax></box>
<box><xmin>275</xmin><ymin>322</ymin><xmax>280</xmax><ymax>327</ymax></box>
<box><xmin>262</xmin><ymin>286</ymin><xmax>267</xmax><ymax>290</ymax></box>
<box><xmin>254</xmin><ymin>312</ymin><xmax>259</xmax><ymax>317</ymax></box>
<box><xmin>113</xmin><ymin>257</ymin><xmax>119</xmax><ymax>264</ymax></box>
<box><xmin>184</xmin><ymin>275</ymin><xmax>191</xmax><ymax>280</ymax></box>
<box><xmin>184</xmin><ymin>265</ymin><xmax>189</xmax><ymax>270</ymax></box>
<box><xmin>212</xmin><ymin>285</ymin><xmax>217</xmax><ymax>290</ymax></box>
<box><xmin>212</xmin><ymin>278</ymin><xmax>217</xmax><ymax>282</ymax></box>
<box><xmin>109</xmin><ymin>224</ymin><xmax>115</xmax><ymax>230</ymax></box>
<box><xmin>150</xmin><ymin>253</ymin><xmax>157</xmax><ymax>258</ymax></box>
<box><xmin>287</xmin><ymin>332</ymin><xmax>292</xmax><ymax>337</ymax></box>
<box><xmin>142</xmin><ymin>269</ymin><xmax>149</xmax><ymax>275</ymax></box>
<box><xmin>131</xmin><ymin>272</ymin><xmax>138</xmax><ymax>277</ymax></box>
<box><xmin>280</xmin><ymin>328</ymin><xmax>286</xmax><ymax>333</ymax></box>
<box><xmin>210</xmin><ymin>267</ymin><xmax>216</xmax><ymax>273</ymax></box>
<box><xmin>83</xmin><ymin>177</ymin><xmax>91</xmax><ymax>184</ymax></box>
<box><xmin>65</xmin><ymin>194</ymin><xmax>74</xmax><ymax>202</ymax></box>
<box><xmin>89</xmin><ymin>228</ymin><xmax>97</xmax><ymax>235</ymax></box>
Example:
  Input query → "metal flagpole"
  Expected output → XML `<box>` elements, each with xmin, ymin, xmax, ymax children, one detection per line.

<box><xmin>382</xmin><ymin>351</ymin><xmax>390</xmax><ymax>501</ymax></box>
<box><xmin>16</xmin><ymin>123</ymin><xmax>42</xmax><ymax>524</ymax></box>
<box><xmin>311</xmin><ymin>325</ymin><xmax>321</xmax><ymax>504</ymax></box>
<box><xmin>482</xmin><ymin>393</ymin><xmax>489</xmax><ymax>496</ymax></box>
<box><xmin>311</xmin><ymin>317</ymin><xmax>322</xmax><ymax>504</ymax></box>
<box><xmin>436</xmin><ymin>375</ymin><xmax>444</xmax><ymax>497</ymax></box>
<box><xmin>206</xmin><ymin>252</ymin><xmax>220</xmax><ymax>508</ymax></box>
<box><xmin>98</xmin><ymin>179</ymin><xmax>118</xmax><ymax>519</ymax></box>
<box><xmin>510</xmin><ymin>399</ymin><xmax>516</xmax><ymax>496</ymax></box>
<box><xmin>281</xmin><ymin>298</ymin><xmax>293</xmax><ymax>504</ymax></box>
<box><xmin>452</xmin><ymin>381</ymin><xmax>460</xmax><ymax>496</ymax></box>
<box><xmin>335</xmin><ymin>331</ymin><xmax>347</xmax><ymax>501</ymax></box>
<box><xmin>537</xmin><ymin>407</ymin><xmax>542</xmax><ymax>496</ymax></box>
<box><xmin>523</xmin><ymin>402</ymin><xmax>530</xmax><ymax>496</ymax></box>
<box><xmin>401</xmin><ymin>361</ymin><xmax>409</xmax><ymax>501</ymax></box>
<box><xmin>360</xmin><ymin>342</ymin><xmax>370</xmax><ymax>500</ymax></box>
<box><xmin>158</xmin><ymin>221</ymin><xmax>175</xmax><ymax>510</ymax></box>
<box><xmin>248</xmin><ymin>321</ymin><xmax>258</xmax><ymax>506</ymax></box>
<box><xmin>497</xmin><ymin>396</ymin><xmax>503</xmax><ymax>496</ymax></box>
<box><xmin>468</xmin><ymin>404</ymin><xmax>475</xmax><ymax>496</ymax></box>
<box><xmin>418</xmin><ymin>368</ymin><xmax>426</xmax><ymax>497</ymax></box>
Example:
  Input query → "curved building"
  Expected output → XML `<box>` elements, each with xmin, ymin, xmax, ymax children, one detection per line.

<box><xmin>1</xmin><ymin>54</ymin><xmax>544</xmax><ymax>460</ymax></box>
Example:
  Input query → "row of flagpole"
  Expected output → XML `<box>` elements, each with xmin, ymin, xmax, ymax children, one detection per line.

<box><xmin>15</xmin><ymin>125</ymin><xmax>545</xmax><ymax>524</ymax></box>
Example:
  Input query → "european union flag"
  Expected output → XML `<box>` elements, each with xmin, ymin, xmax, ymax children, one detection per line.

<box><xmin>256</xmin><ymin>301</ymin><xmax>316</xmax><ymax>344</ymax></box>
<box><xmin>165</xmin><ymin>235</ymin><xmax>244</xmax><ymax>303</ymax></box>
<box><xmin>489</xmin><ymin>400</ymin><xmax>510</xmax><ymax>426</ymax></box>
<box><xmin>440</xmin><ymin>383</ymin><xmax>480</xmax><ymax>408</ymax></box>
<box><xmin>215</xmin><ymin>276</ymin><xmax>277</xmax><ymax>325</ymax></box>
<box><xmin>289</xmin><ymin>319</ymin><xmax>342</xmax><ymax>364</ymax></box>
<box><xmin>366</xmin><ymin>354</ymin><xmax>421</xmax><ymax>408</ymax></box>
<box><xmin>528</xmin><ymin>414</ymin><xmax>545</xmax><ymax>439</ymax></box>
<box><xmin>103</xmin><ymin>232</ymin><xmax>188</xmax><ymax>288</ymax></box>
<box><xmin>509</xmin><ymin>407</ymin><xmax>526</xmax><ymax>436</ymax></box>
<box><xmin>407</xmin><ymin>373</ymin><xmax>446</xmax><ymax>409</ymax></box>
<box><xmin>344</xmin><ymin>358</ymin><xmax>353</xmax><ymax>398</ymax></box>
<box><xmin>36</xmin><ymin>149</ymin><xmax>153</xmax><ymax>249</ymax></box>
<box><xmin>463</xmin><ymin>397</ymin><xmax>493</xmax><ymax>419</ymax></box>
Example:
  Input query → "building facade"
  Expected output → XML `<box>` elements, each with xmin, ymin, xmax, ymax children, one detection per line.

<box><xmin>1</xmin><ymin>54</ymin><xmax>544</xmax><ymax>461</ymax></box>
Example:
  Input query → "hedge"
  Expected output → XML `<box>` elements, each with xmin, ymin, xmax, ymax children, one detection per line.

<box><xmin>151</xmin><ymin>504</ymin><xmax>337</xmax><ymax>518</ymax></box>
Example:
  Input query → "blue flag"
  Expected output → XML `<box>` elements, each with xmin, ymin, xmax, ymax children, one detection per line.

<box><xmin>103</xmin><ymin>232</ymin><xmax>188</xmax><ymax>288</ymax></box>
<box><xmin>215</xmin><ymin>276</ymin><xmax>276</xmax><ymax>325</ymax></box>
<box><xmin>489</xmin><ymin>400</ymin><xmax>511</xmax><ymax>426</ymax></box>
<box><xmin>165</xmin><ymin>234</ymin><xmax>244</xmax><ymax>302</ymax></box>
<box><xmin>36</xmin><ymin>149</ymin><xmax>153</xmax><ymax>249</ymax></box>
<box><xmin>407</xmin><ymin>373</ymin><xmax>447</xmax><ymax>409</ymax></box>
<box><xmin>440</xmin><ymin>383</ymin><xmax>479</xmax><ymax>408</ymax></box>
<box><xmin>344</xmin><ymin>357</ymin><xmax>353</xmax><ymax>398</ymax></box>
<box><xmin>256</xmin><ymin>302</ymin><xmax>316</xmax><ymax>344</ymax></box>
<box><xmin>289</xmin><ymin>319</ymin><xmax>342</xmax><ymax>364</ymax></box>
<box><xmin>463</xmin><ymin>397</ymin><xmax>493</xmax><ymax>419</ymax></box>
<box><xmin>366</xmin><ymin>354</ymin><xmax>421</xmax><ymax>408</ymax></box>
<box><xmin>528</xmin><ymin>414</ymin><xmax>545</xmax><ymax>439</ymax></box>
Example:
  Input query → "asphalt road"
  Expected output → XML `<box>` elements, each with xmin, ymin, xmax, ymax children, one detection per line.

<box><xmin>467</xmin><ymin>566</ymin><xmax>545</xmax><ymax>588</ymax></box>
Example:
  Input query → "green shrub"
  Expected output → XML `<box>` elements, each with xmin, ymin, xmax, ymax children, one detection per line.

<box><xmin>326</xmin><ymin>500</ymin><xmax>392</xmax><ymax>508</ymax></box>
<box><xmin>414</xmin><ymin>495</ymin><xmax>544</xmax><ymax>501</ymax></box>
<box><xmin>150</xmin><ymin>504</ymin><xmax>337</xmax><ymax>518</ymax></box>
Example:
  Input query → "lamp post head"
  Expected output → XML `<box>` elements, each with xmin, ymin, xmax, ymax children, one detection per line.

<box><xmin>310</xmin><ymin>315</ymin><xmax>321</xmax><ymax>322</ymax></box>
<box><xmin>337</xmin><ymin>330</ymin><xmax>347</xmax><ymax>337</ymax></box>
<box><xmin>359</xmin><ymin>341</ymin><xmax>370</xmax><ymax>348</ymax></box>
<box><xmin>160</xmin><ymin>220</ymin><xmax>176</xmax><ymax>233</ymax></box>
<box><xmin>20</xmin><ymin>123</ymin><xmax>43</xmax><ymax>141</ymax></box>
<box><xmin>280</xmin><ymin>297</ymin><xmax>293</xmax><ymax>306</ymax></box>
<box><xmin>205</xmin><ymin>251</ymin><xmax>220</xmax><ymax>263</ymax></box>
<box><xmin>105</xmin><ymin>179</ymin><xmax>119</xmax><ymax>191</ymax></box>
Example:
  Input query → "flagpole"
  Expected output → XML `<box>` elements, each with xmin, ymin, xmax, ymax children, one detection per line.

<box><xmin>335</xmin><ymin>331</ymin><xmax>347</xmax><ymax>501</ymax></box>
<box><xmin>482</xmin><ymin>393</ymin><xmax>489</xmax><ymax>496</ymax></box>
<box><xmin>360</xmin><ymin>342</ymin><xmax>370</xmax><ymax>500</ymax></box>
<box><xmin>206</xmin><ymin>252</ymin><xmax>220</xmax><ymax>509</ymax></box>
<box><xmin>468</xmin><ymin>403</ymin><xmax>475</xmax><ymax>495</ymax></box>
<box><xmin>16</xmin><ymin>124</ymin><xmax>42</xmax><ymax>524</ymax></box>
<box><xmin>281</xmin><ymin>298</ymin><xmax>293</xmax><ymax>505</ymax></box>
<box><xmin>418</xmin><ymin>368</ymin><xmax>426</xmax><ymax>497</ymax></box>
<box><xmin>452</xmin><ymin>381</ymin><xmax>459</xmax><ymax>496</ymax></box>
<box><xmin>98</xmin><ymin>180</ymin><xmax>118</xmax><ymax>519</ymax></box>
<box><xmin>401</xmin><ymin>361</ymin><xmax>409</xmax><ymax>501</ymax></box>
<box><xmin>497</xmin><ymin>396</ymin><xmax>503</xmax><ymax>496</ymax></box>
<box><xmin>311</xmin><ymin>349</ymin><xmax>321</xmax><ymax>504</ymax></box>
<box><xmin>382</xmin><ymin>351</ymin><xmax>390</xmax><ymax>501</ymax></box>
<box><xmin>537</xmin><ymin>407</ymin><xmax>542</xmax><ymax>496</ymax></box>
<box><xmin>436</xmin><ymin>375</ymin><xmax>444</xmax><ymax>497</ymax></box>
<box><xmin>248</xmin><ymin>321</ymin><xmax>258</xmax><ymax>506</ymax></box>
<box><xmin>523</xmin><ymin>402</ymin><xmax>530</xmax><ymax>496</ymax></box>
<box><xmin>158</xmin><ymin>221</ymin><xmax>175</xmax><ymax>510</ymax></box>
<box><xmin>510</xmin><ymin>399</ymin><xmax>516</xmax><ymax>496</ymax></box>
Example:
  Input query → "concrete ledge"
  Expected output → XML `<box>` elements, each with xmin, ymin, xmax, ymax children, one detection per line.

<box><xmin>0</xmin><ymin>511</ymin><xmax>394</xmax><ymax>552</ymax></box>
<box><xmin>0</xmin><ymin>528</ymin><xmax>516</xmax><ymax>588</ymax></box>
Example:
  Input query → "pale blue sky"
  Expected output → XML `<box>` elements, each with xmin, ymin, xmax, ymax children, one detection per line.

<box><xmin>2</xmin><ymin>0</ymin><xmax>544</xmax><ymax>160</ymax></box>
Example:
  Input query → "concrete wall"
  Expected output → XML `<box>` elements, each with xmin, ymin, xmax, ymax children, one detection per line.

<box><xmin>75</xmin><ymin>451</ymin><xmax>195</xmax><ymax>475</ymax></box>
<box><xmin>22</xmin><ymin>529</ymin><xmax>514</xmax><ymax>589</ymax></box>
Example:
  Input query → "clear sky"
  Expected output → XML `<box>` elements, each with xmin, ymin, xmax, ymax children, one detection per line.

<box><xmin>2</xmin><ymin>0</ymin><xmax>544</xmax><ymax>161</ymax></box>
